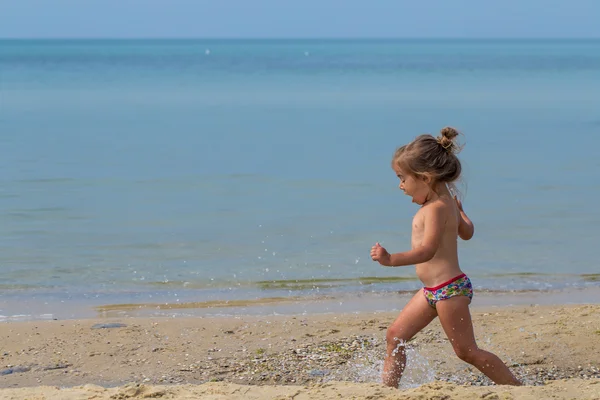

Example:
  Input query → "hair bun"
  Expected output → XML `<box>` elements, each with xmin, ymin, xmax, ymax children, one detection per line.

<box><xmin>437</xmin><ymin>126</ymin><xmax>461</xmax><ymax>153</ymax></box>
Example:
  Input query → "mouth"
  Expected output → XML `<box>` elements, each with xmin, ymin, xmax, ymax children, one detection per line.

<box><xmin>403</xmin><ymin>192</ymin><xmax>415</xmax><ymax>203</ymax></box>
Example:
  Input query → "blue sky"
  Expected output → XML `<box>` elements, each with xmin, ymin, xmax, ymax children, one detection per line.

<box><xmin>1</xmin><ymin>0</ymin><xmax>599</xmax><ymax>39</ymax></box>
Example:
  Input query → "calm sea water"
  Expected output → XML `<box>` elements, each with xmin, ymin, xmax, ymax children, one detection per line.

<box><xmin>1</xmin><ymin>39</ymin><xmax>599</xmax><ymax>318</ymax></box>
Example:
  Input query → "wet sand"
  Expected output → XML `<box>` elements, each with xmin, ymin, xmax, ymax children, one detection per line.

<box><xmin>1</xmin><ymin>303</ymin><xmax>599</xmax><ymax>399</ymax></box>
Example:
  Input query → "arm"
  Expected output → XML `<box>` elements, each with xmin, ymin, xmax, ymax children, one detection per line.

<box><xmin>455</xmin><ymin>197</ymin><xmax>474</xmax><ymax>240</ymax></box>
<box><xmin>371</xmin><ymin>204</ymin><xmax>446</xmax><ymax>267</ymax></box>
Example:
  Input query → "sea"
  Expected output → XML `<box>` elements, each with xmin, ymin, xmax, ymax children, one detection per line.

<box><xmin>1</xmin><ymin>39</ymin><xmax>599</xmax><ymax>320</ymax></box>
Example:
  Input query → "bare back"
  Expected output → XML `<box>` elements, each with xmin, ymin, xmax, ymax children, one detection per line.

<box><xmin>411</xmin><ymin>194</ymin><xmax>463</xmax><ymax>287</ymax></box>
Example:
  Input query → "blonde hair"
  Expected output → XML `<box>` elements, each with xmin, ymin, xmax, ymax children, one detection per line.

<box><xmin>392</xmin><ymin>127</ymin><xmax>463</xmax><ymax>185</ymax></box>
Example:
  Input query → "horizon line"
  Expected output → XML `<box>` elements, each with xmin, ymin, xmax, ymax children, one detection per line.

<box><xmin>1</xmin><ymin>36</ymin><xmax>599</xmax><ymax>41</ymax></box>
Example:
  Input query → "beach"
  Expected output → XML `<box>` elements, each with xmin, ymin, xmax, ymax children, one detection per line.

<box><xmin>1</xmin><ymin>303</ymin><xmax>599</xmax><ymax>399</ymax></box>
<box><xmin>2</xmin><ymin>38</ymin><xmax>600</xmax><ymax>399</ymax></box>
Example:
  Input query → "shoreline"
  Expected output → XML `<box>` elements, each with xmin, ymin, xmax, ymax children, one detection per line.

<box><xmin>1</xmin><ymin>285</ymin><xmax>599</xmax><ymax>322</ymax></box>
<box><xmin>1</xmin><ymin>303</ymin><xmax>599</xmax><ymax>399</ymax></box>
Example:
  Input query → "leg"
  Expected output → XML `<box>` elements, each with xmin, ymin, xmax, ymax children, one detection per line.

<box><xmin>382</xmin><ymin>290</ymin><xmax>437</xmax><ymax>388</ymax></box>
<box><xmin>436</xmin><ymin>296</ymin><xmax>521</xmax><ymax>385</ymax></box>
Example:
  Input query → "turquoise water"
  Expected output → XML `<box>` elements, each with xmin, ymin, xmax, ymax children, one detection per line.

<box><xmin>1</xmin><ymin>39</ymin><xmax>600</xmax><ymax>318</ymax></box>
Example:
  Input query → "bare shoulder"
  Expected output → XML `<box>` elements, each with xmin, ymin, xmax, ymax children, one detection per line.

<box><xmin>422</xmin><ymin>198</ymin><xmax>453</xmax><ymax>220</ymax></box>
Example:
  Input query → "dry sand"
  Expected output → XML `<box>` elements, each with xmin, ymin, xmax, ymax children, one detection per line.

<box><xmin>1</xmin><ymin>304</ymin><xmax>599</xmax><ymax>399</ymax></box>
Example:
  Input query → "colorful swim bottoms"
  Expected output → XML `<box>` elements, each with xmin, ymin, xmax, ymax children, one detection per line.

<box><xmin>422</xmin><ymin>273</ymin><xmax>473</xmax><ymax>309</ymax></box>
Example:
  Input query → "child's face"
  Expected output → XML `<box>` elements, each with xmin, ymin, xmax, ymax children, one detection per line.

<box><xmin>393</xmin><ymin>164</ymin><xmax>430</xmax><ymax>205</ymax></box>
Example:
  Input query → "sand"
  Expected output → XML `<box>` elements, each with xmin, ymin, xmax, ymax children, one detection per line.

<box><xmin>1</xmin><ymin>379</ymin><xmax>600</xmax><ymax>400</ymax></box>
<box><xmin>1</xmin><ymin>304</ymin><xmax>599</xmax><ymax>399</ymax></box>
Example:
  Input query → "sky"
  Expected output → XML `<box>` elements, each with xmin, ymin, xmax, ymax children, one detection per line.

<box><xmin>1</xmin><ymin>0</ymin><xmax>599</xmax><ymax>39</ymax></box>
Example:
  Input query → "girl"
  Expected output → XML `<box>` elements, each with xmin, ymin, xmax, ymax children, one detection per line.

<box><xmin>370</xmin><ymin>127</ymin><xmax>521</xmax><ymax>388</ymax></box>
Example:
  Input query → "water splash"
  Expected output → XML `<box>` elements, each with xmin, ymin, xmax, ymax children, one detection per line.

<box><xmin>326</xmin><ymin>337</ymin><xmax>435</xmax><ymax>389</ymax></box>
<box><xmin>397</xmin><ymin>342</ymin><xmax>437</xmax><ymax>389</ymax></box>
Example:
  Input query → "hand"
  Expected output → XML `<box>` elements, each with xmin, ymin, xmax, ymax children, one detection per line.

<box><xmin>454</xmin><ymin>195</ymin><xmax>464</xmax><ymax>212</ymax></box>
<box><xmin>370</xmin><ymin>242</ymin><xmax>391</xmax><ymax>266</ymax></box>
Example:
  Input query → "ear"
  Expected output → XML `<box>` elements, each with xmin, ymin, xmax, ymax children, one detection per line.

<box><xmin>420</xmin><ymin>173</ymin><xmax>433</xmax><ymax>184</ymax></box>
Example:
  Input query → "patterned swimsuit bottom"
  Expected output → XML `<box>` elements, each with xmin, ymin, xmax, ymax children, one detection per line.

<box><xmin>422</xmin><ymin>273</ymin><xmax>473</xmax><ymax>309</ymax></box>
